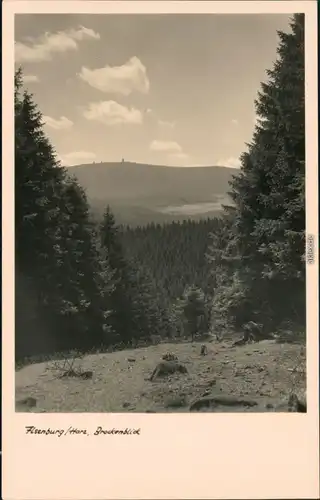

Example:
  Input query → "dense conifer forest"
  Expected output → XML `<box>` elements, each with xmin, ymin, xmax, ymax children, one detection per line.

<box><xmin>15</xmin><ymin>15</ymin><xmax>306</xmax><ymax>362</ymax></box>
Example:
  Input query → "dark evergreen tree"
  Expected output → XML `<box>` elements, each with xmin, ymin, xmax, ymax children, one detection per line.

<box><xmin>57</xmin><ymin>178</ymin><xmax>114</xmax><ymax>350</ymax></box>
<box><xmin>99</xmin><ymin>205</ymin><xmax>146</xmax><ymax>344</ymax></box>
<box><xmin>208</xmin><ymin>15</ymin><xmax>305</xmax><ymax>334</ymax></box>
<box><xmin>100</xmin><ymin>206</ymin><xmax>126</xmax><ymax>270</ymax></box>
<box><xmin>15</xmin><ymin>69</ymin><xmax>114</xmax><ymax>358</ymax></box>
<box><xmin>128</xmin><ymin>261</ymin><xmax>168</xmax><ymax>340</ymax></box>
<box><xmin>15</xmin><ymin>69</ymin><xmax>66</xmax><ymax>280</ymax></box>
<box><xmin>15</xmin><ymin>68</ymin><xmax>69</xmax><ymax>356</ymax></box>
<box><xmin>180</xmin><ymin>285</ymin><xmax>206</xmax><ymax>341</ymax></box>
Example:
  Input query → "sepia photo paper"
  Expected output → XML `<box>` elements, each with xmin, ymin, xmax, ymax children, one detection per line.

<box><xmin>2</xmin><ymin>1</ymin><xmax>319</xmax><ymax>499</ymax></box>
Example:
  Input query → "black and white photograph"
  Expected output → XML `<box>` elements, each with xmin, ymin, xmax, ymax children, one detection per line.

<box><xmin>14</xmin><ymin>10</ymin><xmax>308</xmax><ymax>414</ymax></box>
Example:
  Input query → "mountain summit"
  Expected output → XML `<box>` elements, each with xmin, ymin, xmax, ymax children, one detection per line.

<box><xmin>67</xmin><ymin>161</ymin><xmax>237</xmax><ymax>225</ymax></box>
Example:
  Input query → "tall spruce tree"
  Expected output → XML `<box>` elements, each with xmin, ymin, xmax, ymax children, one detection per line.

<box><xmin>129</xmin><ymin>258</ymin><xmax>173</xmax><ymax>340</ymax></box>
<box><xmin>57</xmin><ymin>178</ymin><xmax>114</xmax><ymax>350</ymax></box>
<box><xmin>15</xmin><ymin>69</ymin><xmax>114</xmax><ymax>357</ymax></box>
<box><xmin>99</xmin><ymin>205</ymin><xmax>136</xmax><ymax>343</ymax></box>
<box><xmin>128</xmin><ymin>261</ymin><xmax>162</xmax><ymax>339</ymax></box>
<box><xmin>15</xmin><ymin>69</ymin><xmax>66</xmax><ymax>280</ymax></box>
<box><xmin>15</xmin><ymin>68</ymin><xmax>69</xmax><ymax>355</ymax></box>
<box><xmin>180</xmin><ymin>285</ymin><xmax>206</xmax><ymax>341</ymax></box>
<box><xmin>210</xmin><ymin>15</ymin><xmax>305</xmax><ymax>332</ymax></box>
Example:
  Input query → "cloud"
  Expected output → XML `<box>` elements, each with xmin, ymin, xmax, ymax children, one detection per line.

<box><xmin>158</xmin><ymin>119</ymin><xmax>175</xmax><ymax>129</ymax></box>
<box><xmin>171</xmin><ymin>152</ymin><xmax>189</xmax><ymax>160</ymax></box>
<box><xmin>15</xmin><ymin>26</ymin><xmax>100</xmax><ymax>63</ymax></box>
<box><xmin>43</xmin><ymin>115</ymin><xmax>74</xmax><ymax>130</ymax></box>
<box><xmin>216</xmin><ymin>157</ymin><xmax>241</xmax><ymax>169</ymax></box>
<box><xmin>24</xmin><ymin>74</ymin><xmax>39</xmax><ymax>83</ymax></box>
<box><xmin>58</xmin><ymin>151</ymin><xmax>97</xmax><ymax>166</ymax></box>
<box><xmin>144</xmin><ymin>110</ymin><xmax>176</xmax><ymax>130</ymax></box>
<box><xmin>82</xmin><ymin>100</ymin><xmax>143</xmax><ymax>126</ymax></box>
<box><xmin>150</xmin><ymin>140</ymin><xmax>182</xmax><ymax>153</ymax></box>
<box><xmin>78</xmin><ymin>56</ymin><xmax>150</xmax><ymax>95</ymax></box>
<box><xmin>144</xmin><ymin>108</ymin><xmax>154</xmax><ymax>121</ymax></box>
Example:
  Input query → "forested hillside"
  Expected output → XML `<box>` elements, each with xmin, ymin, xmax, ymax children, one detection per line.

<box><xmin>120</xmin><ymin>218</ymin><xmax>220</xmax><ymax>302</ymax></box>
<box><xmin>67</xmin><ymin>161</ymin><xmax>235</xmax><ymax>225</ymax></box>
<box><xmin>15</xmin><ymin>14</ymin><xmax>305</xmax><ymax>364</ymax></box>
<box><xmin>15</xmin><ymin>69</ymin><xmax>165</xmax><ymax>359</ymax></box>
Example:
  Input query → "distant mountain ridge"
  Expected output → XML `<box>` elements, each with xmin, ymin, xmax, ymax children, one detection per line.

<box><xmin>67</xmin><ymin>161</ymin><xmax>238</xmax><ymax>226</ymax></box>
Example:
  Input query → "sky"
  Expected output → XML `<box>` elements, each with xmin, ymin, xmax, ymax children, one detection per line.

<box><xmin>15</xmin><ymin>13</ymin><xmax>292</xmax><ymax>168</ymax></box>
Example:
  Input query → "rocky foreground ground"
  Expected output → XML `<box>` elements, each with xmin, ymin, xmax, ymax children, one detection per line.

<box><xmin>16</xmin><ymin>339</ymin><xmax>306</xmax><ymax>413</ymax></box>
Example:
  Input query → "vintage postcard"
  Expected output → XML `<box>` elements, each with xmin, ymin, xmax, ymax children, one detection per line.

<box><xmin>2</xmin><ymin>0</ymin><xmax>319</xmax><ymax>498</ymax></box>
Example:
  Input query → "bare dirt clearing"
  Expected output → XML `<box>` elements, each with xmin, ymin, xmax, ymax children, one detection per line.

<box><xmin>15</xmin><ymin>339</ymin><xmax>306</xmax><ymax>413</ymax></box>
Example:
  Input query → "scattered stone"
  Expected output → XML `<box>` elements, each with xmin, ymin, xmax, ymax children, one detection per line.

<box><xmin>201</xmin><ymin>390</ymin><xmax>212</xmax><ymax>397</ymax></box>
<box><xmin>231</xmin><ymin>338</ymin><xmax>247</xmax><ymax>347</ymax></box>
<box><xmin>190</xmin><ymin>395</ymin><xmax>258</xmax><ymax>412</ymax></box>
<box><xmin>200</xmin><ymin>344</ymin><xmax>208</xmax><ymax>356</ymax></box>
<box><xmin>287</xmin><ymin>368</ymin><xmax>305</xmax><ymax>374</ymax></box>
<box><xmin>80</xmin><ymin>370</ymin><xmax>93</xmax><ymax>379</ymax></box>
<box><xmin>149</xmin><ymin>361</ymin><xmax>188</xmax><ymax>381</ymax></box>
<box><xmin>265</xmin><ymin>403</ymin><xmax>274</xmax><ymax>409</ymax></box>
<box><xmin>162</xmin><ymin>352</ymin><xmax>178</xmax><ymax>362</ymax></box>
<box><xmin>146</xmin><ymin>409</ymin><xmax>156</xmax><ymax>413</ymax></box>
<box><xmin>127</xmin><ymin>357</ymin><xmax>136</xmax><ymax>363</ymax></box>
<box><xmin>206</xmin><ymin>378</ymin><xmax>217</xmax><ymax>387</ymax></box>
<box><xmin>16</xmin><ymin>396</ymin><xmax>37</xmax><ymax>409</ymax></box>
<box><xmin>122</xmin><ymin>402</ymin><xmax>132</xmax><ymax>408</ymax></box>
